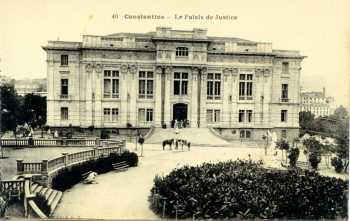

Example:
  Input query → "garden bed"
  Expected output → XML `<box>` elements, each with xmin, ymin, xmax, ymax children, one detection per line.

<box><xmin>51</xmin><ymin>150</ymin><xmax>138</xmax><ymax>191</ymax></box>
<box><xmin>150</xmin><ymin>160</ymin><xmax>348</xmax><ymax>219</ymax></box>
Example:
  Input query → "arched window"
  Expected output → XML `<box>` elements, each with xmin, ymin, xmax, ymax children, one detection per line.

<box><xmin>176</xmin><ymin>47</ymin><xmax>188</xmax><ymax>57</ymax></box>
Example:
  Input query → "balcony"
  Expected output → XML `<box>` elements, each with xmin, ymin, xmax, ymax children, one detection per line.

<box><xmin>104</xmin><ymin>93</ymin><xmax>119</xmax><ymax>99</ymax></box>
<box><xmin>139</xmin><ymin>94</ymin><xmax>154</xmax><ymax>99</ymax></box>
<box><xmin>239</xmin><ymin>96</ymin><xmax>253</xmax><ymax>101</ymax></box>
<box><xmin>207</xmin><ymin>95</ymin><xmax>221</xmax><ymax>100</ymax></box>
<box><xmin>60</xmin><ymin>94</ymin><xmax>70</xmax><ymax>99</ymax></box>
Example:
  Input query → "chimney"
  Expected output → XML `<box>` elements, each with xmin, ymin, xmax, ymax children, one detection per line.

<box><xmin>322</xmin><ymin>87</ymin><xmax>326</xmax><ymax>97</ymax></box>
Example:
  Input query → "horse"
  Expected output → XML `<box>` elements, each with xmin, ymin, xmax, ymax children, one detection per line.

<box><xmin>162</xmin><ymin>139</ymin><xmax>174</xmax><ymax>150</ymax></box>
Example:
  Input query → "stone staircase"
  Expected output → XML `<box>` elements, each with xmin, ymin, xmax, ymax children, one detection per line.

<box><xmin>145</xmin><ymin>128</ymin><xmax>231</xmax><ymax>146</ymax></box>
<box><xmin>30</xmin><ymin>183</ymin><xmax>63</xmax><ymax>216</ymax></box>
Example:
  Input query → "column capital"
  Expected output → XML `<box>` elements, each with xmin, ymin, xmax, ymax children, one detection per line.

<box><xmin>120</xmin><ymin>64</ymin><xmax>128</xmax><ymax>73</ymax></box>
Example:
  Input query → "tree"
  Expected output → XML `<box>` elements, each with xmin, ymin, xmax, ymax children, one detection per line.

<box><xmin>303</xmin><ymin>137</ymin><xmax>323</xmax><ymax>170</ymax></box>
<box><xmin>299</xmin><ymin>111</ymin><xmax>315</xmax><ymax>135</ymax></box>
<box><xmin>331</xmin><ymin>106</ymin><xmax>349</xmax><ymax>172</ymax></box>
<box><xmin>0</xmin><ymin>84</ymin><xmax>21</xmax><ymax>134</ymax></box>
<box><xmin>288</xmin><ymin>147</ymin><xmax>300</xmax><ymax>168</ymax></box>
<box><xmin>275</xmin><ymin>139</ymin><xmax>290</xmax><ymax>162</ymax></box>
<box><xmin>20</xmin><ymin>93</ymin><xmax>46</xmax><ymax>128</ymax></box>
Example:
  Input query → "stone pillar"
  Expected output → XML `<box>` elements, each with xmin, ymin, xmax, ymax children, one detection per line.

<box><xmin>62</xmin><ymin>153</ymin><xmax>68</xmax><ymax>166</ymax></box>
<box><xmin>17</xmin><ymin>160</ymin><xmax>23</xmax><ymax>175</ymax></box>
<box><xmin>231</xmin><ymin>68</ymin><xmax>238</xmax><ymax>127</ymax></box>
<box><xmin>129</xmin><ymin>64</ymin><xmax>138</xmax><ymax>126</ymax></box>
<box><xmin>222</xmin><ymin>68</ymin><xmax>231</xmax><ymax>127</ymax></box>
<box><xmin>41</xmin><ymin>160</ymin><xmax>48</xmax><ymax>175</ymax></box>
<box><xmin>164</xmin><ymin>66</ymin><xmax>172</xmax><ymax>126</ymax></box>
<box><xmin>199</xmin><ymin>67</ymin><xmax>207</xmax><ymax>128</ymax></box>
<box><xmin>120</xmin><ymin>64</ymin><xmax>129</xmax><ymax>126</ymax></box>
<box><xmin>94</xmin><ymin>64</ymin><xmax>103</xmax><ymax>128</ymax></box>
<box><xmin>155</xmin><ymin>66</ymin><xmax>163</xmax><ymax>127</ymax></box>
<box><xmin>85</xmin><ymin>63</ymin><xmax>94</xmax><ymax>127</ymax></box>
<box><xmin>191</xmin><ymin>67</ymin><xmax>199</xmax><ymax>128</ymax></box>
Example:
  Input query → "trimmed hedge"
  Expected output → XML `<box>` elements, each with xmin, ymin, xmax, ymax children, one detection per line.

<box><xmin>51</xmin><ymin>150</ymin><xmax>138</xmax><ymax>191</ymax></box>
<box><xmin>150</xmin><ymin>160</ymin><xmax>348</xmax><ymax>219</ymax></box>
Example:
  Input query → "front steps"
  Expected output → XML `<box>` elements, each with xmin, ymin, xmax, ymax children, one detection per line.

<box><xmin>30</xmin><ymin>183</ymin><xmax>63</xmax><ymax>216</ymax></box>
<box><xmin>145</xmin><ymin>128</ymin><xmax>230</xmax><ymax>146</ymax></box>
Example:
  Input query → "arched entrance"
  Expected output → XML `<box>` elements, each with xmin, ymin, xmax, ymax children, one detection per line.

<box><xmin>173</xmin><ymin>103</ymin><xmax>188</xmax><ymax>123</ymax></box>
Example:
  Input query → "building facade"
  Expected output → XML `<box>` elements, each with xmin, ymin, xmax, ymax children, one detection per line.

<box><xmin>300</xmin><ymin>88</ymin><xmax>336</xmax><ymax>117</ymax></box>
<box><xmin>43</xmin><ymin>27</ymin><xmax>305</xmax><ymax>140</ymax></box>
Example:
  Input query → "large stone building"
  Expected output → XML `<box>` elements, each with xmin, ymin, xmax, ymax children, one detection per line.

<box><xmin>43</xmin><ymin>27</ymin><xmax>305</xmax><ymax>140</ymax></box>
<box><xmin>300</xmin><ymin>88</ymin><xmax>336</xmax><ymax>117</ymax></box>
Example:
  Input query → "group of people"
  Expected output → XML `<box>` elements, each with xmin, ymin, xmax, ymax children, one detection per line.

<box><xmin>162</xmin><ymin>138</ymin><xmax>191</xmax><ymax>151</ymax></box>
<box><xmin>171</xmin><ymin>119</ymin><xmax>189</xmax><ymax>129</ymax></box>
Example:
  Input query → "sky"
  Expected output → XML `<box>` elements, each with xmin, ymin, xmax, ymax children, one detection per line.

<box><xmin>0</xmin><ymin>0</ymin><xmax>349</xmax><ymax>107</ymax></box>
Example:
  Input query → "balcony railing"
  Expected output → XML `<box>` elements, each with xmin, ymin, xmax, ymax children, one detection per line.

<box><xmin>280</xmin><ymin>98</ymin><xmax>290</xmax><ymax>103</ymax></box>
<box><xmin>207</xmin><ymin>95</ymin><xmax>221</xmax><ymax>100</ymax></box>
<box><xmin>239</xmin><ymin>96</ymin><xmax>253</xmax><ymax>101</ymax></box>
<box><xmin>104</xmin><ymin>93</ymin><xmax>119</xmax><ymax>99</ymax></box>
<box><xmin>60</xmin><ymin>94</ymin><xmax>70</xmax><ymax>99</ymax></box>
<box><xmin>139</xmin><ymin>94</ymin><xmax>154</xmax><ymax>99</ymax></box>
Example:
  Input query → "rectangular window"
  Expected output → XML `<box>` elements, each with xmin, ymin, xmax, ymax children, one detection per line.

<box><xmin>112</xmin><ymin>108</ymin><xmax>119</xmax><ymax>122</ymax></box>
<box><xmin>207</xmin><ymin>109</ymin><xmax>220</xmax><ymax>123</ymax></box>
<box><xmin>104</xmin><ymin>70</ymin><xmax>119</xmax><ymax>98</ymax></box>
<box><xmin>176</xmin><ymin>47</ymin><xmax>189</xmax><ymax>57</ymax></box>
<box><xmin>214</xmin><ymin>110</ymin><xmax>220</xmax><ymax>122</ymax></box>
<box><xmin>281</xmin><ymin>130</ymin><xmax>287</xmax><ymax>139</ymax></box>
<box><xmin>174</xmin><ymin>72</ymin><xmax>188</xmax><ymax>96</ymax></box>
<box><xmin>146</xmin><ymin>109</ymin><xmax>153</xmax><ymax>122</ymax></box>
<box><xmin>207</xmin><ymin>73</ymin><xmax>221</xmax><ymax>100</ymax></box>
<box><xmin>139</xmin><ymin>71</ymin><xmax>154</xmax><ymax>99</ymax></box>
<box><xmin>104</xmin><ymin>108</ymin><xmax>111</xmax><ymax>122</ymax></box>
<box><xmin>281</xmin><ymin>110</ymin><xmax>288</xmax><ymax>122</ymax></box>
<box><xmin>247</xmin><ymin>110</ymin><xmax>253</xmax><ymax>122</ymax></box>
<box><xmin>206</xmin><ymin>110</ymin><xmax>213</xmax><ymax>123</ymax></box>
<box><xmin>281</xmin><ymin>84</ymin><xmax>288</xmax><ymax>102</ymax></box>
<box><xmin>61</xmin><ymin>55</ymin><xmax>68</xmax><ymax>66</ymax></box>
<box><xmin>61</xmin><ymin>79</ymin><xmax>68</xmax><ymax>98</ymax></box>
<box><xmin>138</xmin><ymin>109</ymin><xmax>145</xmax><ymax>122</ymax></box>
<box><xmin>282</xmin><ymin>62</ymin><xmax>289</xmax><ymax>74</ymax></box>
<box><xmin>239</xmin><ymin>74</ymin><xmax>253</xmax><ymax>100</ymax></box>
<box><xmin>138</xmin><ymin>108</ymin><xmax>153</xmax><ymax>123</ymax></box>
<box><xmin>239</xmin><ymin>110</ymin><xmax>245</xmax><ymax>122</ymax></box>
<box><xmin>240</xmin><ymin>130</ymin><xmax>252</xmax><ymax>139</ymax></box>
<box><xmin>61</xmin><ymin>107</ymin><xmax>68</xmax><ymax>120</ymax></box>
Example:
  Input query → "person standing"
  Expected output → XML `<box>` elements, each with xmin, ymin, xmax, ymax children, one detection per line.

<box><xmin>138</xmin><ymin>134</ymin><xmax>145</xmax><ymax>157</ymax></box>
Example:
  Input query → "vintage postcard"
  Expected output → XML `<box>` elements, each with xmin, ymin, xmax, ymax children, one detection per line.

<box><xmin>0</xmin><ymin>0</ymin><xmax>349</xmax><ymax>220</ymax></box>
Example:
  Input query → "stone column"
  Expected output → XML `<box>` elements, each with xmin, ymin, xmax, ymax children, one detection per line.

<box><xmin>94</xmin><ymin>64</ymin><xmax>103</xmax><ymax>128</ymax></box>
<box><xmin>120</xmin><ymin>64</ymin><xmax>129</xmax><ymax>126</ymax></box>
<box><xmin>190</xmin><ymin>67</ymin><xmax>199</xmax><ymax>128</ymax></box>
<box><xmin>17</xmin><ymin>160</ymin><xmax>23</xmax><ymax>175</ymax></box>
<box><xmin>231</xmin><ymin>68</ymin><xmax>238</xmax><ymax>127</ymax></box>
<box><xmin>129</xmin><ymin>64</ymin><xmax>138</xmax><ymax>126</ymax></box>
<box><xmin>154</xmin><ymin>66</ymin><xmax>163</xmax><ymax>127</ymax></box>
<box><xmin>85</xmin><ymin>63</ymin><xmax>93</xmax><ymax>127</ymax></box>
<box><xmin>222</xmin><ymin>68</ymin><xmax>231</xmax><ymax>127</ymax></box>
<box><xmin>164</xmin><ymin>66</ymin><xmax>172</xmax><ymax>126</ymax></box>
<box><xmin>199</xmin><ymin>67</ymin><xmax>207</xmax><ymax>128</ymax></box>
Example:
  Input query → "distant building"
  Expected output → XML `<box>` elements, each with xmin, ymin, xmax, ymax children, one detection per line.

<box><xmin>43</xmin><ymin>27</ymin><xmax>306</xmax><ymax>141</ymax></box>
<box><xmin>15</xmin><ymin>78</ymin><xmax>47</xmax><ymax>97</ymax></box>
<box><xmin>0</xmin><ymin>75</ymin><xmax>15</xmax><ymax>86</ymax></box>
<box><xmin>300</xmin><ymin>87</ymin><xmax>336</xmax><ymax>117</ymax></box>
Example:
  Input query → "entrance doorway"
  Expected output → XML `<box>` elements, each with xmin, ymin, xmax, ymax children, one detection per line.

<box><xmin>172</xmin><ymin>103</ymin><xmax>188</xmax><ymax>128</ymax></box>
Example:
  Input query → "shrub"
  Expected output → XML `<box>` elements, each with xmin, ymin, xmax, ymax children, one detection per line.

<box><xmin>33</xmin><ymin>194</ymin><xmax>51</xmax><ymax>216</ymax></box>
<box><xmin>121</xmin><ymin>150</ymin><xmax>138</xmax><ymax>167</ymax></box>
<box><xmin>100</xmin><ymin>129</ymin><xmax>110</xmax><ymax>139</ymax></box>
<box><xmin>309</xmin><ymin>152</ymin><xmax>321</xmax><ymax>170</ymax></box>
<box><xmin>288</xmin><ymin>148</ymin><xmax>300</xmax><ymax>167</ymax></box>
<box><xmin>331</xmin><ymin>157</ymin><xmax>344</xmax><ymax>173</ymax></box>
<box><xmin>150</xmin><ymin>160</ymin><xmax>348</xmax><ymax>220</ymax></box>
